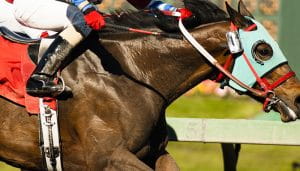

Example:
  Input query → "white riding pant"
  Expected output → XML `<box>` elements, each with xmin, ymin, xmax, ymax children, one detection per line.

<box><xmin>0</xmin><ymin>0</ymin><xmax>56</xmax><ymax>38</ymax></box>
<box><xmin>13</xmin><ymin>0</ymin><xmax>71</xmax><ymax>32</ymax></box>
<box><xmin>13</xmin><ymin>0</ymin><xmax>88</xmax><ymax>46</ymax></box>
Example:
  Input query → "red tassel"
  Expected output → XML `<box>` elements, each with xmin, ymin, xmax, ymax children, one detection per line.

<box><xmin>5</xmin><ymin>0</ymin><xmax>14</xmax><ymax>3</ymax></box>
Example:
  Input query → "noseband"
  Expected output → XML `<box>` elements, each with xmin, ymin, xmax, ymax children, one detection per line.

<box><xmin>178</xmin><ymin>18</ymin><xmax>296</xmax><ymax>112</ymax></box>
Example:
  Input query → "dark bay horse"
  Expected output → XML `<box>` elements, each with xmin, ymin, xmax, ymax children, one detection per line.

<box><xmin>0</xmin><ymin>0</ymin><xmax>300</xmax><ymax>170</ymax></box>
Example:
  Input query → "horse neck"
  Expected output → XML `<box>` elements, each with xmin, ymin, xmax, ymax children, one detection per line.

<box><xmin>166</xmin><ymin>21</ymin><xmax>230</xmax><ymax>102</ymax></box>
<box><xmin>101</xmin><ymin>21</ymin><xmax>230</xmax><ymax>103</ymax></box>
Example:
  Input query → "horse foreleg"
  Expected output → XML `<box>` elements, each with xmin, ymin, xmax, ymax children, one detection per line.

<box><xmin>103</xmin><ymin>148</ymin><xmax>153</xmax><ymax>171</ymax></box>
<box><xmin>154</xmin><ymin>151</ymin><xmax>179</xmax><ymax>171</ymax></box>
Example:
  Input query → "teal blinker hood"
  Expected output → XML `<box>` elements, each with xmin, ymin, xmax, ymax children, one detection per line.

<box><xmin>228</xmin><ymin>18</ymin><xmax>288</xmax><ymax>92</ymax></box>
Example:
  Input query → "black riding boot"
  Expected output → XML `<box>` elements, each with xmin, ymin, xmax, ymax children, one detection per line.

<box><xmin>26</xmin><ymin>36</ymin><xmax>73</xmax><ymax>97</ymax></box>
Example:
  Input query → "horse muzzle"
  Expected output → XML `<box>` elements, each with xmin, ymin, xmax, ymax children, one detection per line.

<box><xmin>275</xmin><ymin>99</ymin><xmax>298</xmax><ymax>122</ymax></box>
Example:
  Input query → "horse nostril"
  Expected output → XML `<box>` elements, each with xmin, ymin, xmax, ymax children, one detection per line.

<box><xmin>295</xmin><ymin>96</ymin><xmax>300</xmax><ymax>110</ymax></box>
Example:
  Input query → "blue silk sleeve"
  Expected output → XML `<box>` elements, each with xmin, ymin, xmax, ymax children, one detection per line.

<box><xmin>70</xmin><ymin>0</ymin><xmax>85</xmax><ymax>6</ymax></box>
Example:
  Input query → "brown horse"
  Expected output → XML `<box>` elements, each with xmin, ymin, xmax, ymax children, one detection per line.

<box><xmin>0</xmin><ymin>0</ymin><xmax>299</xmax><ymax>170</ymax></box>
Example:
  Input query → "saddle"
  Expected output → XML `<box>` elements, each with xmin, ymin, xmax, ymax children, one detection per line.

<box><xmin>0</xmin><ymin>26</ymin><xmax>56</xmax><ymax>114</ymax></box>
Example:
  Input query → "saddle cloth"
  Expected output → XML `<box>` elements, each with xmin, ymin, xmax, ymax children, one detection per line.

<box><xmin>0</xmin><ymin>36</ymin><xmax>56</xmax><ymax>114</ymax></box>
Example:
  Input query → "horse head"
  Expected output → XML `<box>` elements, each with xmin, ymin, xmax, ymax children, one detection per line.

<box><xmin>220</xmin><ymin>1</ymin><xmax>300</xmax><ymax>122</ymax></box>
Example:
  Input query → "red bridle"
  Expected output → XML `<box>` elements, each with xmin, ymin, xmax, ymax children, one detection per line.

<box><xmin>216</xmin><ymin>23</ymin><xmax>296</xmax><ymax>112</ymax></box>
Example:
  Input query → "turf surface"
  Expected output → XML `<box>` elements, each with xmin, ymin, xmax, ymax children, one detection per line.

<box><xmin>166</xmin><ymin>95</ymin><xmax>300</xmax><ymax>171</ymax></box>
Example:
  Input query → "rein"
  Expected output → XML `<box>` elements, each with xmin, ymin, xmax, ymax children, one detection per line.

<box><xmin>178</xmin><ymin>18</ymin><xmax>296</xmax><ymax>112</ymax></box>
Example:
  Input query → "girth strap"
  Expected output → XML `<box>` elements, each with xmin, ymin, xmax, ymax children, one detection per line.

<box><xmin>39</xmin><ymin>99</ymin><xmax>63</xmax><ymax>171</ymax></box>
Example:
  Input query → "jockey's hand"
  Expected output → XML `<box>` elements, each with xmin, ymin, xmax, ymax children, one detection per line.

<box><xmin>177</xmin><ymin>8</ymin><xmax>193</xmax><ymax>20</ymax></box>
<box><xmin>84</xmin><ymin>9</ymin><xmax>105</xmax><ymax>30</ymax></box>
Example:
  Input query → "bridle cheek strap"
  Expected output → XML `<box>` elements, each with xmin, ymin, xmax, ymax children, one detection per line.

<box><xmin>241</xmin><ymin>53</ymin><xmax>268</xmax><ymax>90</ymax></box>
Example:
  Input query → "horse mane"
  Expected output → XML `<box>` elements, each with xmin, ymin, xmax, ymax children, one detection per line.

<box><xmin>102</xmin><ymin>0</ymin><xmax>228</xmax><ymax>34</ymax></box>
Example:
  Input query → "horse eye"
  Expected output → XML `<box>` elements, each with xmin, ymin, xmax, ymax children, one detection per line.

<box><xmin>258</xmin><ymin>48</ymin><xmax>270</xmax><ymax>56</ymax></box>
<box><xmin>252</xmin><ymin>41</ymin><xmax>273</xmax><ymax>64</ymax></box>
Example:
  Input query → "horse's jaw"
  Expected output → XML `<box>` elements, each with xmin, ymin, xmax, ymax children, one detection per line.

<box><xmin>275</xmin><ymin>100</ymin><xmax>298</xmax><ymax>122</ymax></box>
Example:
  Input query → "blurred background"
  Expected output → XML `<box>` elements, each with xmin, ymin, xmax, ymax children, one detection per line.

<box><xmin>1</xmin><ymin>0</ymin><xmax>300</xmax><ymax>170</ymax></box>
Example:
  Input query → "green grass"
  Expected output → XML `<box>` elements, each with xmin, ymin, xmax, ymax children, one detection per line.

<box><xmin>166</xmin><ymin>95</ymin><xmax>300</xmax><ymax>171</ymax></box>
<box><xmin>167</xmin><ymin>142</ymin><xmax>300</xmax><ymax>171</ymax></box>
<box><xmin>167</xmin><ymin>94</ymin><xmax>262</xmax><ymax>119</ymax></box>
<box><xmin>0</xmin><ymin>163</ymin><xmax>18</xmax><ymax>171</ymax></box>
<box><xmin>167</xmin><ymin>142</ymin><xmax>224</xmax><ymax>171</ymax></box>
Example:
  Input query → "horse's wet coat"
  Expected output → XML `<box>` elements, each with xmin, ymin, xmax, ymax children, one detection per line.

<box><xmin>0</xmin><ymin>0</ymin><xmax>299</xmax><ymax>170</ymax></box>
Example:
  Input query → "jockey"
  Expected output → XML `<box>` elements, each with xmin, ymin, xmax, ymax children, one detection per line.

<box><xmin>4</xmin><ymin>0</ymin><xmax>192</xmax><ymax>97</ymax></box>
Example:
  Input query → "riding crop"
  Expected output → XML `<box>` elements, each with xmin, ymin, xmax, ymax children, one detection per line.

<box><xmin>105</xmin><ymin>23</ymin><xmax>183</xmax><ymax>39</ymax></box>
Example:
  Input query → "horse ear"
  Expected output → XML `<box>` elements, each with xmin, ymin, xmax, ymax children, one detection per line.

<box><xmin>238</xmin><ymin>0</ymin><xmax>254</xmax><ymax>19</ymax></box>
<box><xmin>225</xmin><ymin>1</ymin><xmax>254</xmax><ymax>29</ymax></box>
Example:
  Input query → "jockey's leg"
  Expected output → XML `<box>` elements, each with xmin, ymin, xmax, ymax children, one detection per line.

<box><xmin>25</xmin><ymin>27</ymin><xmax>78</xmax><ymax>97</ymax></box>
<box><xmin>13</xmin><ymin>0</ymin><xmax>92</xmax><ymax>97</ymax></box>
